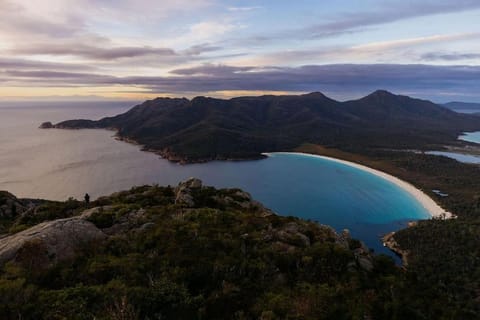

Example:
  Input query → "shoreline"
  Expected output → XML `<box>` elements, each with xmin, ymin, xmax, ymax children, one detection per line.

<box><xmin>263</xmin><ymin>152</ymin><xmax>454</xmax><ymax>220</ymax></box>
<box><xmin>38</xmin><ymin>122</ymin><xmax>455</xmax><ymax>220</ymax></box>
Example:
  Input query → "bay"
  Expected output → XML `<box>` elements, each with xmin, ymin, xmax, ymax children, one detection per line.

<box><xmin>0</xmin><ymin>102</ymin><xmax>432</xmax><ymax>258</ymax></box>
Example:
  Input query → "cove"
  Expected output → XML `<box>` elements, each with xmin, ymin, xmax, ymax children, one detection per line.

<box><xmin>0</xmin><ymin>104</ymin><xmax>432</xmax><ymax>258</ymax></box>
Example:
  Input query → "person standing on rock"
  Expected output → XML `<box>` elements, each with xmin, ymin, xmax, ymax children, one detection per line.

<box><xmin>84</xmin><ymin>193</ymin><xmax>90</xmax><ymax>206</ymax></box>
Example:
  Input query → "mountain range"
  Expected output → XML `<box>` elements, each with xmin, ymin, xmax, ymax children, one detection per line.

<box><xmin>49</xmin><ymin>90</ymin><xmax>480</xmax><ymax>163</ymax></box>
<box><xmin>444</xmin><ymin>101</ymin><xmax>480</xmax><ymax>113</ymax></box>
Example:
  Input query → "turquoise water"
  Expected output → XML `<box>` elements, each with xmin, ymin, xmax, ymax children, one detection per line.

<box><xmin>425</xmin><ymin>132</ymin><xmax>480</xmax><ymax>164</ymax></box>
<box><xmin>188</xmin><ymin>153</ymin><xmax>430</xmax><ymax>258</ymax></box>
<box><xmin>459</xmin><ymin>131</ymin><xmax>480</xmax><ymax>144</ymax></box>
<box><xmin>426</xmin><ymin>151</ymin><xmax>480</xmax><ymax>164</ymax></box>
<box><xmin>0</xmin><ymin>103</ymin><xmax>432</xmax><ymax>258</ymax></box>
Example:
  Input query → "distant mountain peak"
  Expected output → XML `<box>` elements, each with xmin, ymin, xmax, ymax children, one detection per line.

<box><xmin>303</xmin><ymin>91</ymin><xmax>328</xmax><ymax>97</ymax></box>
<box><xmin>301</xmin><ymin>91</ymin><xmax>339</xmax><ymax>103</ymax></box>
<box><xmin>52</xmin><ymin>90</ymin><xmax>480</xmax><ymax>163</ymax></box>
<box><xmin>367</xmin><ymin>90</ymin><xmax>397</xmax><ymax>98</ymax></box>
<box><xmin>191</xmin><ymin>96</ymin><xmax>213</xmax><ymax>103</ymax></box>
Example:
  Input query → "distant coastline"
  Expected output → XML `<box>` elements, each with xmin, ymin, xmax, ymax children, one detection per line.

<box><xmin>263</xmin><ymin>152</ymin><xmax>454</xmax><ymax>220</ymax></box>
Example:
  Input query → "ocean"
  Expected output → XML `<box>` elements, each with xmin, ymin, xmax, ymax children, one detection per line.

<box><xmin>0</xmin><ymin>101</ymin><xmax>431</xmax><ymax>258</ymax></box>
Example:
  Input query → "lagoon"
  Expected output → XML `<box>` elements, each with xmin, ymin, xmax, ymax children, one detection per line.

<box><xmin>425</xmin><ymin>132</ymin><xmax>480</xmax><ymax>164</ymax></box>
<box><xmin>426</xmin><ymin>151</ymin><xmax>480</xmax><ymax>164</ymax></box>
<box><xmin>459</xmin><ymin>131</ymin><xmax>480</xmax><ymax>144</ymax></box>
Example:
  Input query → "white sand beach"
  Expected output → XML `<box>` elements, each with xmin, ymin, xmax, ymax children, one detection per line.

<box><xmin>263</xmin><ymin>152</ymin><xmax>454</xmax><ymax>219</ymax></box>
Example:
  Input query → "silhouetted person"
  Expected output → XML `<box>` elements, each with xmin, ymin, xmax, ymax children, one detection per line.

<box><xmin>84</xmin><ymin>193</ymin><xmax>90</xmax><ymax>206</ymax></box>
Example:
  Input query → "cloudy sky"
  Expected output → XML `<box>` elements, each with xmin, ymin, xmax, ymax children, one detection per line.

<box><xmin>1</xmin><ymin>0</ymin><xmax>479</xmax><ymax>102</ymax></box>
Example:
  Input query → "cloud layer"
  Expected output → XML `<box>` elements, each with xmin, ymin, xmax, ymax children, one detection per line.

<box><xmin>0</xmin><ymin>0</ymin><xmax>479</xmax><ymax>101</ymax></box>
<box><xmin>2</xmin><ymin>63</ymin><xmax>479</xmax><ymax>102</ymax></box>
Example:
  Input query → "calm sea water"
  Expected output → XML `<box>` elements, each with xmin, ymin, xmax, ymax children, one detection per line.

<box><xmin>426</xmin><ymin>132</ymin><xmax>480</xmax><ymax>164</ymax></box>
<box><xmin>459</xmin><ymin>131</ymin><xmax>480</xmax><ymax>144</ymax></box>
<box><xmin>0</xmin><ymin>102</ymin><xmax>432</xmax><ymax>257</ymax></box>
<box><xmin>426</xmin><ymin>151</ymin><xmax>480</xmax><ymax>164</ymax></box>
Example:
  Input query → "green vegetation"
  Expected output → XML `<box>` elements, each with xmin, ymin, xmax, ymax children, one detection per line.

<box><xmin>0</xmin><ymin>183</ymin><xmax>478</xmax><ymax>319</ymax></box>
<box><xmin>297</xmin><ymin>144</ymin><xmax>480</xmax><ymax>319</ymax></box>
<box><xmin>52</xmin><ymin>90</ymin><xmax>480</xmax><ymax>163</ymax></box>
<box><xmin>36</xmin><ymin>91</ymin><xmax>480</xmax><ymax>318</ymax></box>
<box><xmin>394</xmin><ymin>218</ymin><xmax>480</xmax><ymax>319</ymax></box>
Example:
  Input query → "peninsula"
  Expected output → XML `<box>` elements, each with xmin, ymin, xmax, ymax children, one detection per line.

<box><xmin>45</xmin><ymin>90</ymin><xmax>480</xmax><ymax>164</ymax></box>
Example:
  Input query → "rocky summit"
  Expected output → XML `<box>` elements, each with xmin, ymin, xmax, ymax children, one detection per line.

<box><xmin>0</xmin><ymin>179</ymin><xmax>396</xmax><ymax>319</ymax></box>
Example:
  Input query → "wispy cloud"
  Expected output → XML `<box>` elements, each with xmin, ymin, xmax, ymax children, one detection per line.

<box><xmin>0</xmin><ymin>0</ymin><xmax>84</xmax><ymax>38</ymax></box>
<box><xmin>0</xmin><ymin>0</ymin><xmax>479</xmax><ymax>100</ymax></box>
<box><xmin>0</xmin><ymin>57</ymin><xmax>96</xmax><ymax>71</ymax></box>
<box><xmin>236</xmin><ymin>33</ymin><xmax>480</xmax><ymax>66</ymax></box>
<box><xmin>2</xmin><ymin>64</ymin><xmax>480</xmax><ymax>101</ymax></box>
<box><xmin>182</xmin><ymin>43</ymin><xmax>223</xmax><ymax>56</ymax></box>
<box><xmin>302</xmin><ymin>0</ymin><xmax>480</xmax><ymax>39</ymax></box>
<box><xmin>421</xmin><ymin>52</ymin><xmax>480</xmax><ymax>61</ymax></box>
<box><xmin>351</xmin><ymin>33</ymin><xmax>480</xmax><ymax>51</ymax></box>
<box><xmin>230</xmin><ymin>0</ymin><xmax>480</xmax><ymax>44</ymax></box>
<box><xmin>11</xmin><ymin>44</ymin><xmax>177</xmax><ymax>60</ymax></box>
<box><xmin>227</xmin><ymin>6</ymin><xmax>262</xmax><ymax>12</ymax></box>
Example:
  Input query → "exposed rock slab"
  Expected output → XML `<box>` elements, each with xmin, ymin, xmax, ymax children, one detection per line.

<box><xmin>0</xmin><ymin>217</ymin><xmax>105</xmax><ymax>265</ymax></box>
<box><xmin>175</xmin><ymin>178</ymin><xmax>202</xmax><ymax>207</ymax></box>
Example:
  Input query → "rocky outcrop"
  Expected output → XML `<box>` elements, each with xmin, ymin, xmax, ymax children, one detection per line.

<box><xmin>0</xmin><ymin>179</ymin><xmax>376</xmax><ymax>274</ymax></box>
<box><xmin>174</xmin><ymin>178</ymin><xmax>202</xmax><ymax>207</ymax></box>
<box><xmin>0</xmin><ymin>191</ymin><xmax>29</xmax><ymax>219</ymax></box>
<box><xmin>0</xmin><ymin>217</ymin><xmax>105</xmax><ymax>265</ymax></box>
<box><xmin>337</xmin><ymin>228</ymin><xmax>374</xmax><ymax>271</ymax></box>
<box><xmin>274</xmin><ymin>222</ymin><xmax>311</xmax><ymax>248</ymax></box>
<box><xmin>39</xmin><ymin>122</ymin><xmax>54</xmax><ymax>129</ymax></box>
<box><xmin>383</xmin><ymin>232</ymin><xmax>409</xmax><ymax>267</ymax></box>
<box><xmin>101</xmin><ymin>208</ymin><xmax>147</xmax><ymax>235</ymax></box>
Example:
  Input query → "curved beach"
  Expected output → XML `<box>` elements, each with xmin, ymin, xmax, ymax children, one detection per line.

<box><xmin>263</xmin><ymin>152</ymin><xmax>453</xmax><ymax>219</ymax></box>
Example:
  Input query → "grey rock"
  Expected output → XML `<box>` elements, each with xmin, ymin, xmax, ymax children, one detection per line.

<box><xmin>174</xmin><ymin>178</ymin><xmax>202</xmax><ymax>207</ymax></box>
<box><xmin>0</xmin><ymin>217</ymin><xmax>105</xmax><ymax>265</ymax></box>
<box><xmin>137</xmin><ymin>222</ymin><xmax>156</xmax><ymax>231</ymax></box>
<box><xmin>357</xmin><ymin>256</ymin><xmax>374</xmax><ymax>271</ymax></box>
<box><xmin>334</xmin><ymin>228</ymin><xmax>351</xmax><ymax>249</ymax></box>
<box><xmin>0</xmin><ymin>192</ymin><xmax>28</xmax><ymax>218</ymax></box>
<box><xmin>175</xmin><ymin>192</ymin><xmax>195</xmax><ymax>207</ymax></box>
<box><xmin>233</xmin><ymin>190</ymin><xmax>252</xmax><ymax>201</ymax></box>
<box><xmin>80</xmin><ymin>206</ymin><xmax>115</xmax><ymax>219</ymax></box>
<box><xmin>275</xmin><ymin>222</ymin><xmax>311</xmax><ymax>247</ymax></box>
<box><xmin>182</xmin><ymin>178</ymin><xmax>202</xmax><ymax>189</ymax></box>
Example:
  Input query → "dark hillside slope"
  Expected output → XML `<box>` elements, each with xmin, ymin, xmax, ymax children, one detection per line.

<box><xmin>52</xmin><ymin>91</ymin><xmax>480</xmax><ymax>162</ymax></box>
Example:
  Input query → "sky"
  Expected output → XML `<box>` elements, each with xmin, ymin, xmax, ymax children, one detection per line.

<box><xmin>0</xmin><ymin>0</ymin><xmax>479</xmax><ymax>102</ymax></box>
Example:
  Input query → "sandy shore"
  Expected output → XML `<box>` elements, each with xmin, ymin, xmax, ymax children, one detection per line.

<box><xmin>263</xmin><ymin>152</ymin><xmax>454</xmax><ymax>219</ymax></box>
